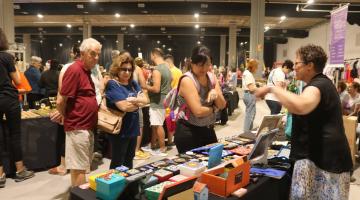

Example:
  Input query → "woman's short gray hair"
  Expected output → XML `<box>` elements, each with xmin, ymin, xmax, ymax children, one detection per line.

<box><xmin>79</xmin><ymin>38</ymin><xmax>102</xmax><ymax>52</ymax></box>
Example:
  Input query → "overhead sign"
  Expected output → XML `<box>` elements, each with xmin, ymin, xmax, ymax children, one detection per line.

<box><xmin>329</xmin><ymin>4</ymin><xmax>348</xmax><ymax>66</ymax></box>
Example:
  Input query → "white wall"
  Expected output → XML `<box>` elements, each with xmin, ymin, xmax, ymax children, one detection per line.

<box><xmin>276</xmin><ymin>22</ymin><xmax>360</xmax><ymax>62</ymax></box>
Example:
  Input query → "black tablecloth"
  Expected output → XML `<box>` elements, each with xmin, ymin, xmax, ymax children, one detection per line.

<box><xmin>0</xmin><ymin>117</ymin><xmax>59</xmax><ymax>175</ymax></box>
<box><xmin>69</xmin><ymin>174</ymin><xmax>291</xmax><ymax>200</ymax></box>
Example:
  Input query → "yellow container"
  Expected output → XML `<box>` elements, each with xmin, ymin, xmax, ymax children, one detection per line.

<box><xmin>89</xmin><ymin>172</ymin><xmax>109</xmax><ymax>191</ymax></box>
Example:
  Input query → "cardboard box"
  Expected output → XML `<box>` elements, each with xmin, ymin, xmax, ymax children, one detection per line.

<box><xmin>199</xmin><ymin>157</ymin><xmax>250</xmax><ymax>197</ymax></box>
<box><xmin>96</xmin><ymin>173</ymin><xmax>126</xmax><ymax>200</ymax></box>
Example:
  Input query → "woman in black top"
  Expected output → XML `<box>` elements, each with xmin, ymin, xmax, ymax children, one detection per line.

<box><xmin>256</xmin><ymin>44</ymin><xmax>352</xmax><ymax>200</ymax></box>
<box><xmin>39</xmin><ymin>59</ymin><xmax>60</xmax><ymax>98</ymax></box>
<box><xmin>0</xmin><ymin>28</ymin><xmax>35</xmax><ymax>188</ymax></box>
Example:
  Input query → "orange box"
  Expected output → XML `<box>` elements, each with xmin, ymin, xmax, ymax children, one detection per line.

<box><xmin>199</xmin><ymin>157</ymin><xmax>250</xmax><ymax>197</ymax></box>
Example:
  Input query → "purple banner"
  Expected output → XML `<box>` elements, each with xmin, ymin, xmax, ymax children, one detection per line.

<box><xmin>330</xmin><ymin>5</ymin><xmax>348</xmax><ymax>65</ymax></box>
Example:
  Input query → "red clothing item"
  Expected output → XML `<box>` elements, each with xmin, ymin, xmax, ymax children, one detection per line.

<box><xmin>60</xmin><ymin>59</ymin><xmax>98</xmax><ymax>132</ymax></box>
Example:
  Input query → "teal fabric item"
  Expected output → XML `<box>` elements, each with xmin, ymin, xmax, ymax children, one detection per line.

<box><xmin>96</xmin><ymin>174</ymin><xmax>126</xmax><ymax>200</ymax></box>
<box><xmin>285</xmin><ymin>113</ymin><xmax>292</xmax><ymax>140</ymax></box>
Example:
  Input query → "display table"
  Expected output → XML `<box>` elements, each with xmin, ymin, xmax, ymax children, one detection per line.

<box><xmin>0</xmin><ymin>117</ymin><xmax>59</xmax><ymax>175</ymax></box>
<box><xmin>69</xmin><ymin>174</ymin><xmax>290</xmax><ymax>200</ymax></box>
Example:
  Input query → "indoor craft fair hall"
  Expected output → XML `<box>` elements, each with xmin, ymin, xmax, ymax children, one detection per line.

<box><xmin>1</xmin><ymin>0</ymin><xmax>360</xmax><ymax>200</ymax></box>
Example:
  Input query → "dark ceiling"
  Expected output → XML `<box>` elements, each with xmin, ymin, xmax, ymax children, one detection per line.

<box><xmin>11</xmin><ymin>1</ymin><xmax>360</xmax><ymax>40</ymax></box>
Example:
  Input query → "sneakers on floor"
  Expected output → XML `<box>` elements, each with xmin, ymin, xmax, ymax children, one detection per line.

<box><xmin>0</xmin><ymin>173</ymin><xmax>6</xmax><ymax>188</ymax></box>
<box><xmin>134</xmin><ymin>151</ymin><xmax>150</xmax><ymax>160</ymax></box>
<box><xmin>14</xmin><ymin>168</ymin><xmax>35</xmax><ymax>182</ymax></box>
<box><xmin>141</xmin><ymin>145</ymin><xmax>152</xmax><ymax>152</ymax></box>
<box><xmin>150</xmin><ymin>149</ymin><xmax>168</xmax><ymax>157</ymax></box>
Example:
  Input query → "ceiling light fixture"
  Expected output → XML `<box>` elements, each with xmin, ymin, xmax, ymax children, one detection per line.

<box><xmin>195</xmin><ymin>24</ymin><xmax>200</xmax><ymax>29</ymax></box>
<box><xmin>59</xmin><ymin>43</ymin><xmax>63</xmax><ymax>47</ymax></box>
<box><xmin>90</xmin><ymin>0</ymin><xmax>96</xmax><ymax>2</ymax></box>
<box><xmin>116</xmin><ymin>40</ymin><xmax>119</xmax><ymax>43</ymax></box>
<box><xmin>37</xmin><ymin>14</ymin><xmax>43</xmax><ymax>18</ymax></box>
<box><xmin>162</xmin><ymin>44</ymin><xmax>166</xmax><ymax>48</ymax></box>
<box><xmin>130</xmin><ymin>24</ymin><xmax>135</xmax><ymax>28</ymax></box>
<box><xmin>280</xmin><ymin>15</ymin><xmax>286</xmax><ymax>21</ymax></box>
<box><xmin>194</xmin><ymin>13</ymin><xmax>199</xmax><ymax>18</ymax></box>
<box><xmin>115</xmin><ymin>13</ymin><xmax>120</xmax><ymax>18</ymax></box>
<box><xmin>197</xmin><ymin>41</ymin><xmax>201</xmax><ymax>45</ymax></box>
<box><xmin>138</xmin><ymin>3</ymin><xmax>145</xmax><ymax>8</ymax></box>
<box><xmin>157</xmin><ymin>40</ymin><xmax>160</xmax><ymax>44</ymax></box>
<box><xmin>76</xmin><ymin>4</ymin><xmax>84</xmax><ymax>9</ymax></box>
<box><xmin>264</xmin><ymin>26</ymin><xmax>270</xmax><ymax>32</ymax></box>
<box><xmin>307</xmin><ymin>0</ymin><xmax>314</xmax><ymax>4</ymax></box>
<box><xmin>78</xmin><ymin>40</ymin><xmax>81</xmax><ymax>43</ymax></box>
<box><xmin>66</xmin><ymin>24</ymin><xmax>72</xmax><ymax>28</ymax></box>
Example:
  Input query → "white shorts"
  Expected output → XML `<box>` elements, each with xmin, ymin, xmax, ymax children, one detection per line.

<box><xmin>65</xmin><ymin>130</ymin><xmax>94</xmax><ymax>171</ymax></box>
<box><xmin>149</xmin><ymin>107</ymin><xmax>166</xmax><ymax>126</ymax></box>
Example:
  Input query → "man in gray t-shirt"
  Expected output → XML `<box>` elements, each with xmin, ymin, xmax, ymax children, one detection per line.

<box><xmin>144</xmin><ymin>48</ymin><xmax>172</xmax><ymax>156</ymax></box>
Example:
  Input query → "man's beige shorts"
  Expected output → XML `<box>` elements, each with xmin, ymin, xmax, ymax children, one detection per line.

<box><xmin>149</xmin><ymin>107</ymin><xmax>166</xmax><ymax>126</ymax></box>
<box><xmin>65</xmin><ymin>130</ymin><xmax>94</xmax><ymax>171</ymax></box>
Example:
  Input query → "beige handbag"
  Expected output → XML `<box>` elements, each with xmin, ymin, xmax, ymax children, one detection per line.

<box><xmin>97</xmin><ymin>96</ymin><xmax>125</xmax><ymax>134</ymax></box>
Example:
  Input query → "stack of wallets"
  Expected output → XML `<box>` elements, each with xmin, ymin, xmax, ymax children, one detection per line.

<box><xmin>223</xmin><ymin>142</ymin><xmax>238</xmax><ymax>150</ymax></box>
<box><xmin>126</xmin><ymin>168</ymin><xmax>140</xmax><ymax>176</ymax></box>
<box><xmin>153</xmin><ymin>169</ymin><xmax>173</xmax><ymax>182</ymax></box>
<box><xmin>172</xmin><ymin>157</ymin><xmax>187</xmax><ymax>164</ymax></box>
<box><xmin>145</xmin><ymin>181</ymin><xmax>173</xmax><ymax>200</ymax></box>
<box><xmin>126</xmin><ymin>171</ymin><xmax>147</xmax><ymax>182</ymax></box>
<box><xmin>143</xmin><ymin>175</ymin><xmax>159</xmax><ymax>188</ymax></box>
<box><xmin>165</xmin><ymin>165</ymin><xmax>180</xmax><ymax>175</ymax></box>
<box><xmin>169</xmin><ymin>174</ymin><xmax>189</xmax><ymax>182</ymax></box>
<box><xmin>151</xmin><ymin>160</ymin><xmax>169</xmax><ymax>168</ymax></box>
<box><xmin>230</xmin><ymin>145</ymin><xmax>253</xmax><ymax>156</ymax></box>
<box><xmin>179</xmin><ymin>161</ymin><xmax>206</xmax><ymax>177</ymax></box>
<box><xmin>179</xmin><ymin>154</ymin><xmax>194</xmax><ymax>160</ymax></box>
<box><xmin>115</xmin><ymin>166</ymin><xmax>129</xmax><ymax>172</ymax></box>
<box><xmin>89</xmin><ymin>171</ymin><xmax>111</xmax><ymax>191</ymax></box>
<box><xmin>95</xmin><ymin>173</ymin><xmax>126</xmax><ymax>200</ymax></box>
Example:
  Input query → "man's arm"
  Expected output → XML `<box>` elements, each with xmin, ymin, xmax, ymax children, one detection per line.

<box><xmin>56</xmin><ymin>95</ymin><xmax>67</xmax><ymax>116</ymax></box>
<box><xmin>145</xmin><ymin>70</ymin><xmax>161</xmax><ymax>93</ymax></box>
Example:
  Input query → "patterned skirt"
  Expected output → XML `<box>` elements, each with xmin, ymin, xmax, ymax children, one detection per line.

<box><xmin>290</xmin><ymin>159</ymin><xmax>350</xmax><ymax>200</ymax></box>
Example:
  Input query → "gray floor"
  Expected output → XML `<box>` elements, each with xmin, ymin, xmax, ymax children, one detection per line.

<box><xmin>0</xmin><ymin>96</ymin><xmax>359</xmax><ymax>200</ymax></box>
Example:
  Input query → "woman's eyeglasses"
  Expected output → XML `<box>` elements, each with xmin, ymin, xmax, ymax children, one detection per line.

<box><xmin>119</xmin><ymin>68</ymin><xmax>133</xmax><ymax>73</ymax></box>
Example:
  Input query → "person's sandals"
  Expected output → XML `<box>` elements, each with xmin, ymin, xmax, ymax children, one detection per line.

<box><xmin>134</xmin><ymin>151</ymin><xmax>150</xmax><ymax>160</ymax></box>
<box><xmin>14</xmin><ymin>168</ymin><xmax>35</xmax><ymax>182</ymax></box>
<box><xmin>0</xmin><ymin>173</ymin><xmax>6</xmax><ymax>188</ymax></box>
<box><xmin>48</xmin><ymin>167</ymin><xmax>68</xmax><ymax>176</ymax></box>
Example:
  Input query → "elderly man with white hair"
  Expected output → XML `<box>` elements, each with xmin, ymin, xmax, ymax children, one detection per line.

<box><xmin>57</xmin><ymin>38</ymin><xmax>102</xmax><ymax>187</ymax></box>
<box><xmin>25</xmin><ymin>56</ymin><xmax>43</xmax><ymax>108</ymax></box>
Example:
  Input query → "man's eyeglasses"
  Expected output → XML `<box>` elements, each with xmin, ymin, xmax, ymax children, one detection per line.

<box><xmin>119</xmin><ymin>68</ymin><xmax>133</xmax><ymax>73</ymax></box>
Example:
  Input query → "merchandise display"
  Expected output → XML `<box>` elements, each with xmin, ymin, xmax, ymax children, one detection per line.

<box><xmin>95</xmin><ymin>173</ymin><xmax>126</xmax><ymax>200</ymax></box>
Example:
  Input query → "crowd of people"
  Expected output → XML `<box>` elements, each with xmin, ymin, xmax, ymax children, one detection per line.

<box><xmin>0</xmin><ymin>26</ymin><xmax>354</xmax><ymax>200</ymax></box>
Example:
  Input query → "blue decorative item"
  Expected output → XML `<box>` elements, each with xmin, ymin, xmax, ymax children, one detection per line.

<box><xmin>208</xmin><ymin>144</ymin><xmax>224</xmax><ymax>168</ymax></box>
<box><xmin>96</xmin><ymin>173</ymin><xmax>126</xmax><ymax>200</ymax></box>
